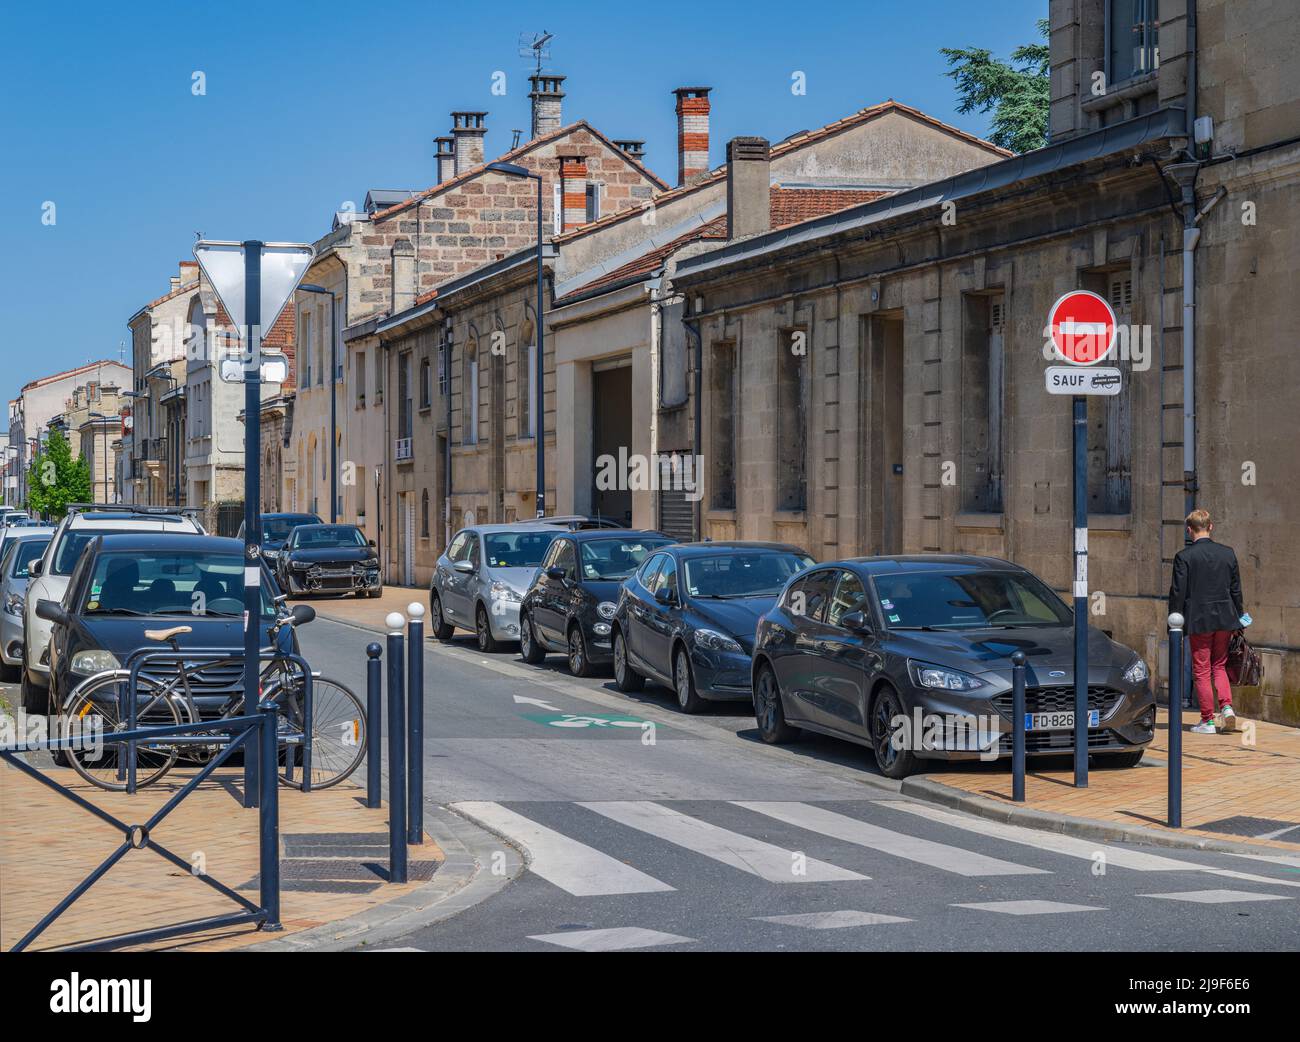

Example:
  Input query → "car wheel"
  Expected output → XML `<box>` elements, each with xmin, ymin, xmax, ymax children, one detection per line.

<box><xmin>366</xmin><ymin>585</ymin><xmax>384</xmax><ymax>599</ymax></box>
<box><xmin>0</xmin><ymin>660</ymin><xmax>18</xmax><ymax>684</ymax></box>
<box><xmin>673</xmin><ymin>646</ymin><xmax>705</xmax><ymax>714</ymax></box>
<box><xmin>612</xmin><ymin>629</ymin><xmax>644</xmax><ymax>692</ymax></box>
<box><xmin>519</xmin><ymin>610</ymin><xmax>546</xmax><ymax>664</ymax></box>
<box><xmin>567</xmin><ymin>624</ymin><xmax>597</xmax><ymax>678</ymax></box>
<box><xmin>20</xmin><ymin>670</ymin><xmax>46</xmax><ymax>714</ymax></box>
<box><xmin>753</xmin><ymin>663</ymin><xmax>800</xmax><ymax>744</ymax></box>
<box><xmin>430</xmin><ymin>593</ymin><xmax>455</xmax><ymax>640</ymax></box>
<box><xmin>870</xmin><ymin>684</ymin><xmax>919</xmax><ymax>779</ymax></box>
<box><xmin>475</xmin><ymin>604</ymin><xmax>500</xmax><ymax>653</ymax></box>
<box><xmin>1096</xmin><ymin>749</ymin><xmax>1145</xmax><ymax>769</ymax></box>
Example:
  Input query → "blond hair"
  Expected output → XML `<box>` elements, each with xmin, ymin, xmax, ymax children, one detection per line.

<box><xmin>1185</xmin><ymin>508</ymin><xmax>1212</xmax><ymax>533</ymax></box>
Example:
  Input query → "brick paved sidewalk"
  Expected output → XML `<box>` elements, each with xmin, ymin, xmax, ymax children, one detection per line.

<box><xmin>921</xmin><ymin>709</ymin><xmax>1300</xmax><ymax>851</ymax></box>
<box><xmin>0</xmin><ymin>760</ymin><xmax>441</xmax><ymax>952</ymax></box>
<box><xmin>308</xmin><ymin>587</ymin><xmax>427</xmax><ymax>632</ymax></box>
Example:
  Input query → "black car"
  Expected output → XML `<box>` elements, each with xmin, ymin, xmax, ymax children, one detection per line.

<box><xmin>275</xmin><ymin>524</ymin><xmax>382</xmax><ymax>598</ymax></box>
<box><xmin>238</xmin><ymin>512</ymin><xmax>322</xmax><ymax>566</ymax></box>
<box><xmin>611</xmin><ymin>542</ymin><xmax>814</xmax><ymax>713</ymax></box>
<box><xmin>37</xmin><ymin>533</ymin><xmax>294</xmax><ymax>712</ymax></box>
<box><xmin>751</xmin><ymin>555</ymin><xmax>1156</xmax><ymax>779</ymax></box>
<box><xmin>519</xmin><ymin>530</ymin><xmax>674</xmax><ymax>676</ymax></box>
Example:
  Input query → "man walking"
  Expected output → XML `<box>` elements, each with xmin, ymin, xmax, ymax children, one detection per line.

<box><xmin>1168</xmin><ymin>509</ymin><xmax>1247</xmax><ymax>734</ymax></box>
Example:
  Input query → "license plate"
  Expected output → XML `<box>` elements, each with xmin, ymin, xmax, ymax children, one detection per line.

<box><xmin>1025</xmin><ymin>710</ymin><xmax>1100</xmax><ymax>731</ymax></box>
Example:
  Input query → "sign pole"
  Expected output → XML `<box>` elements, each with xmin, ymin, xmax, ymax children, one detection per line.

<box><xmin>1071</xmin><ymin>394</ymin><xmax>1089</xmax><ymax>788</ymax></box>
<box><xmin>243</xmin><ymin>240</ymin><xmax>264</xmax><ymax>808</ymax></box>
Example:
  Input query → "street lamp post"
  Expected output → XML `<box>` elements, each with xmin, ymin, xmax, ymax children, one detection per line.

<box><xmin>300</xmin><ymin>283</ymin><xmax>338</xmax><ymax>523</ymax></box>
<box><xmin>486</xmin><ymin>161</ymin><xmax>546</xmax><ymax>517</ymax></box>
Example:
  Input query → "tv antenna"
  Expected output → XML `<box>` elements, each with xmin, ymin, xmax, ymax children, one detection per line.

<box><xmin>518</xmin><ymin>31</ymin><xmax>553</xmax><ymax>76</ymax></box>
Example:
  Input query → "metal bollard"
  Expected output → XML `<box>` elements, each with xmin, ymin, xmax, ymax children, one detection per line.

<box><xmin>406</xmin><ymin>603</ymin><xmax>425</xmax><ymax>845</ymax></box>
<box><xmin>258</xmin><ymin>697</ymin><xmax>282</xmax><ymax>930</ymax></box>
<box><xmin>385</xmin><ymin>612</ymin><xmax>408</xmax><ymax>884</ymax></box>
<box><xmin>1011</xmin><ymin>651</ymin><xmax>1027</xmax><ymax>803</ymax></box>
<box><xmin>366</xmin><ymin>642</ymin><xmax>383</xmax><ymax>809</ymax></box>
<box><xmin>1167</xmin><ymin>613</ymin><xmax>1184</xmax><ymax>828</ymax></box>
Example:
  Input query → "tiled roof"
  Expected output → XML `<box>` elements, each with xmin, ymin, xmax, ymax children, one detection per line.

<box><xmin>368</xmin><ymin>120</ymin><xmax>669</xmax><ymax>222</ymax></box>
<box><xmin>143</xmin><ymin>278</ymin><xmax>200</xmax><ymax>311</ymax></box>
<box><xmin>554</xmin><ymin>99</ymin><xmax>1008</xmax><ymax>246</ymax></box>
<box><xmin>557</xmin><ymin>187</ymin><xmax>887</xmax><ymax>302</ymax></box>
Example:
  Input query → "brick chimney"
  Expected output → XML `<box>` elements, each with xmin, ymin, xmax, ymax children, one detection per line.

<box><xmin>450</xmin><ymin>112</ymin><xmax>488</xmax><ymax>175</ymax></box>
<box><xmin>179</xmin><ymin>260</ymin><xmax>198</xmax><ymax>286</ymax></box>
<box><xmin>529</xmin><ymin>74</ymin><xmax>565</xmax><ymax>139</ymax></box>
<box><xmin>559</xmin><ymin>155</ymin><xmax>588</xmax><ymax>232</ymax></box>
<box><xmin>434</xmin><ymin>136</ymin><xmax>455</xmax><ymax>182</ymax></box>
<box><xmin>726</xmin><ymin>137</ymin><xmax>771</xmax><ymax>240</ymax></box>
<box><xmin>613</xmin><ymin>139</ymin><xmax>646</xmax><ymax>162</ymax></box>
<box><xmin>673</xmin><ymin>87</ymin><xmax>711</xmax><ymax>186</ymax></box>
<box><xmin>391</xmin><ymin>238</ymin><xmax>416</xmax><ymax>315</ymax></box>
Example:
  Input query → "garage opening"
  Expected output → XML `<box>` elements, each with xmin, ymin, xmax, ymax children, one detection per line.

<box><xmin>591</xmin><ymin>359</ymin><xmax>633</xmax><ymax>524</ymax></box>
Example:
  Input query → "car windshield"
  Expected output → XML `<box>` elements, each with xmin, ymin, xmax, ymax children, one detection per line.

<box><xmin>294</xmin><ymin>526</ymin><xmax>367</xmax><ymax>549</ymax></box>
<box><xmin>683</xmin><ymin>552</ymin><xmax>815</xmax><ymax>599</ymax></box>
<box><xmin>83</xmin><ymin>550</ymin><xmax>274</xmax><ymax>617</ymax></box>
<box><xmin>873</xmin><ymin>570</ymin><xmax>1072</xmax><ymax>630</ymax></box>
<box><xmin>263</xmin><ymin>516</ymin><xmax>318</xmax><ymax>544</ymax></box>
<box><xmin>580</xmin><ymin>537</ymin><xmax>673</xmax><ymax>580</ymax></box>
<box><xmin>9</xmin><ymin>539</ymin><xmax>50</xmax><ymax>579</ymax></box>
<box><xmin>483</xmin><ymin>531</ymin><xmax>559</xmax><ymax>569</ymax></box>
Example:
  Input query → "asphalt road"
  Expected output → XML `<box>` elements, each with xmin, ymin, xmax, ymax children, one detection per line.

<box><xmin>294</xmin><ymin>615</ymin><xmax>1300</xmax><ymax>952</ymax></box>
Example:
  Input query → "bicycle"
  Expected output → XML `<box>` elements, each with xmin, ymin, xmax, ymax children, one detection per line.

<box><xmin>62</xmin><ymin>602</ymin><xmax>366</xmax><ymax>792</ymax></box>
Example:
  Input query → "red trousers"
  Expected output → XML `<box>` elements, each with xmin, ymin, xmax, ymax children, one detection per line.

<box><xmin>1189</xmin><ymin>630</ymin><xmax>1233</xmax><ymax>722</ymax></box>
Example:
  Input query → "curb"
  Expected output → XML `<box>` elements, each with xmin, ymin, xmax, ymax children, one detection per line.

<box><xmin>899</xmin><ymin>776</ymin><xmax>1297</xmax><ymax>858</ymax></box>
<box><xmin>249</xmin><ymin>803</ymin><xmax>523</xmax><ymax>951</ymax></box>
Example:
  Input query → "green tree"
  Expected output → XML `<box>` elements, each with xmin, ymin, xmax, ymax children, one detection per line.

<box><xmin>942</xmin><ymin>19</ymin><xmax>1050</xmax><ymax>154</ymax></box>
<box><xmin>26</xmin><ymin>429</ymin><xmax>91</xmax><ymax>521</ymax></box>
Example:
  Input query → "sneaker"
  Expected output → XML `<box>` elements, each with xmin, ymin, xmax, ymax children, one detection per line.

<box><xmin>1190</xmin><ymin>721</ymin><xmax>1218</xmax><ymax>734</ymax></box>
<box><xmin>1220</xmin><ymin>706</ymin><xmax>1239</xmax><ymax>732</ymax></box>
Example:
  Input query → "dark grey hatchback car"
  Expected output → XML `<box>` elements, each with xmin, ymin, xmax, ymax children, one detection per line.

<box><xmin>751</xmin><ymin>555</ymin><xmax>1155</xmax><ymax>779</ymax></box>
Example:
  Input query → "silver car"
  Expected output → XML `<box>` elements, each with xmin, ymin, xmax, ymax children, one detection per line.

<box><xmin>429</xmin><ymin>523</ymin><xmax>563</xmax><ymax>652</ymax></box>
<box><xmin>0</xmin><ymin>527</ymin><xmax>53</xmax><ymax>681</ymax></box>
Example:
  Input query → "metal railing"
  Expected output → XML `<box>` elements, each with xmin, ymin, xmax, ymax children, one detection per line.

<box><xmin>395</xmin><ymin>437</ymin><xmax>414</xmax><ymax>461</ymax></box>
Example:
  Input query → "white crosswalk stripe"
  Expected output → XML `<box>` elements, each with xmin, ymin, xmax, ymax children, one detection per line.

<box><xmin>955</xmin><ymin>900</ymin><xmax>1106</xmax><ymax>915</ymax></box>
<box><xmin>528</xmin><ymin>927</ymin><xmax>696</xmax><ymax>951</ymax></box>
<box><xmin>1140</xmin><ymin>889</ymin><xmax>1292</xmax><ymax>904</ymax></box>
<box><xmin>755</xmin><ymin>910</ymin><xmax>912</xmax><ymax>929</ymax></box>
<box><xmin>735</xmin><ymin>801</ymin><xmax>1046</xmax><ymax>877</ymax></box>
<box><xmin>877</xmin><ymin>800</ymin><xmax>1212</xmax><ymax>872</ymax></box>
<box><xmin>452</xmin><ymin>801</ymin><xmax>675</xmax><ymax>896</ymax></box>
<box><xmin>579</xmin><ymin>800</ymin><xmax>868</xmax><ymax>883</ymax></box>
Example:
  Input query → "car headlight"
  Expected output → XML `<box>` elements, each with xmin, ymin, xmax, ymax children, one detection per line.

<box><xmin>71</xmin><ymin>649</ymin><xmax>121</xmax><ymax>675</ymax></box>
<box><xmin>1122</xmin><ymin>656</ymin><xmax>1149</xmax><ymax>684</ymax></box>
<box><xmin>262</xmin><ymin>549</ymin><xmax>280</xmax><ymax>560</ymax></box>
<box><xmin>490</xmin><ymin>581</ymin><xmax>522</xmax><ymax>604</ymax></box>
<box><xmin>597</xmin><ymin>601</ymin><xmax>617</xmax><ymax>620</ymax></box>
<box><xmin>291</xmin><ymin>560</ymin><xmax>311</xmax><ymax>570</ymax></box>
<box><xmin>694</xmin><ymin>628</ymin><xmax>743</xmax><ymax>654</ymax></box>
<box><xmin>4</xmin><ymin>592</ymin><xmax>23</xmax><ymax>617</ymax></box>
<box><xmin>908</xmin><ymin>660</ymin><xmax>985</xmax><ymax>691</ymax></box>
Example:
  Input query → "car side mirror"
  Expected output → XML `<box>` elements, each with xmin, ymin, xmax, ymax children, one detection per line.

<box><xmin>290</xmin><ymin>604</ymin><xmax>317</xmax><ymax>627</ymax></box>
<box><xmin>840</xmin><ymin>610</ymin><xmax>871</xmax><ymax>632</ymax></box>
<box><xmin>368</xmin><ymin>539</ymin><xmax>377</xmax><ymax>548</ymax></box>
<box><xmin>28</xmin><ymin>559</ymin><xmax>42</xmax><ymax>577</ymax></box>
<box><xmin>453</xmin><ymin>560</ymin><xmax>475</xmax><ymax>574</ymax></box>
<box><xmin>546</xmin><ymin>565</ymin><xmax>566</xmax><ymax>581</ymax></box>
<box><xmin>654</xmin><ymin>587</ymin><xmax>676</xmax><ymax>607</ymax></box>
<box><xmin>35</xmin><ymin>599</ymin><xmax>67</xmax><ymax>626</ymax></box>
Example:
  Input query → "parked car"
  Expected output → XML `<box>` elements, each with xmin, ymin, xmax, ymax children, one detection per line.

<box><xmin>0</xmin><ymin>519</ymin><xmax>51</xmax><ymax>564</ymax></box>
<box><xmin>750</xmin><ymin>555</ymin><xmax>1156</xmax><ymax>778</ymax></box>
<box><xmin>540</xmin><ymin>514</ymin><xmax>629</xmax><ymax>530</ymax></box>
<box><xmin>237</xmin><ymin>511</ymin><xmax>323</xmax><ymax>564</ymax></box>
<box><xmin>0</xmin><ymin>528</ymin><xmax>53</xmax><ymax>681</ymax></box>
<box><xmin>611</xmin><ymin>542</ymin><xmax>814</xmax><ymax>712</ymax></box>
<box><xmin>37</xmin><ymin>533</ymin><xmax>292</xmax><ymax>713</ymax></box>
<box><xmin>274</xmin><ymin>523</ymin><xmax>382</xmax><ymax>598</ymax></box>
<box><xmin>519</xmin><ymin>530</ymin><xmax>675</xmax><ymax>676</ymax></box>
<box><xmin>21</xmin><ymin>505</ymin><xmax>204</xmax><ymax>711</ymax></box>
<box><xmin>429</xmin><ymin>523</ymin><xmax>563</xmax><ymax>652</ymax></box>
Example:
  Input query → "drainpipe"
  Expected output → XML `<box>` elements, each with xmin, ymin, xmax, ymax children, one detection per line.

<box><xmin>682</xmin><ymin>310</ymin><xmax>703</xmax><ymax>541</ymax></box>
<box><xmin>1175</xmin><ymin>2</ymin><xmax>1201</xmax><ymax>522</ymax></box>
<box><xmin>443</xmin><ymin>315</ymin><xmax>453</xmax><ymax>549</ymax></box>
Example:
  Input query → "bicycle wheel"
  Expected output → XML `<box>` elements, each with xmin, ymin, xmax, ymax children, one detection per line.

<box><xmin>63</xmin><ymin>672</ymin><xmax>183</xmax><ymax>791</ymax></box>
<box><xmin>277</xmin><ymin>675</ymin><xmax>366</xmax><ymax>790</ymax></box>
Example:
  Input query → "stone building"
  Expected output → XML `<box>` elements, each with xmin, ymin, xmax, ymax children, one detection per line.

<box><xmin>668</xmin><ymin>0</ymin><xmax>1300</xmax><ymax>724</ymax></box>
<box><xmin>62</xmin><ymin>382</ymin><xmax>127</xmax><ymax>503</ymax></box>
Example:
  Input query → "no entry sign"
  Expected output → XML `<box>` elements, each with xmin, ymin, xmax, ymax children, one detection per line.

<box><xmin>1048</xmin><ymin>290</ymin><xmax>1117</xmax><ymax>365</ymax></box>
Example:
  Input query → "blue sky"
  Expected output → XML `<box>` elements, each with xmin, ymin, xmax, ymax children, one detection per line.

<box><xmin>0</xmin><ymin>0</ymin><xmax>1044</xmax><ymax>405</ymax></box>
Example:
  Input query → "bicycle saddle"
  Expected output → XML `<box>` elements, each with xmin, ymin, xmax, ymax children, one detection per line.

<box><xmin>144</xmin><ymin>625</ymin><xmax>193</xmax><ymax>642</ymax></box>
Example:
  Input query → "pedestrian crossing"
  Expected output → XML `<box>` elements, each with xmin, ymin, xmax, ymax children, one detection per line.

<box><xmin>444</xmin><ymin>797</ymin><xmax>1297</xmax><ymax>951</ymax></box>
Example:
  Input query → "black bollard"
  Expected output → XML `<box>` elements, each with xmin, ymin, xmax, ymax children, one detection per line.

<box><xmin>258</xmin><ymin>697</ymin><xmax>282</xmax><ymax>930</ymax></box>
<box><xmin>1011</xmin><ymin>650</ymin><xmax>1027</xmax><ymax>803</ymax></box>
<box><xmin>1167</xmin><ymin>613</ymin><xmax>1184</xmax><ymax>828</ymax></box>
<box><xmin>366</xmin><ymin>642</ymin><xmax>383</xmax><ymax>810</ymax></box>
<box><xmin>385</xmin><ymin>613</ymin><xmax>408</xmax><ymax>883</ymax></box>
<box><xmin>406</xmin><ymin>603</ymin><xmax>425</xmax><ymax>845</ymax></box>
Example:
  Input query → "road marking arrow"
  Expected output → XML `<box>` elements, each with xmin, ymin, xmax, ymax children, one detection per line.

<box><xmin>513</xmin><ymin>695</ymin><xmax>561</xmax><ymax>712</ymax></box>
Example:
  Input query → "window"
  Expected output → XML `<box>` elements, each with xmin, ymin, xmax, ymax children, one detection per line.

<box><xmin>649</xmin><ymin>555</ymin><xmax>678</xmax><ymax>600</ymax></box>
<box><xmin>464</xmin><ymin>342</ymin><xmax>480</xmax><ymax>444</ymax></box>
<box><xmin>398</xmin><ymin>352</ymin><xmax>413</xmax><ymax>440</ymax></box>
<box><xmin>777</xmin><ymin>329</ymin><xmax>807</xmax><ymax>512</ymax></box>
<box><xmin>300</xmin><ymin>311</ymin><xmax>312</xmax><ymax>387</ymax></box>
<box><xmin>872</xmin><ymin>570</ymin><xmax>1071</xmax><ymax>630</ymax></box>
<box><xmin>420</xmin><ymin>490</ymin><xmax>430</xmax><ymax>538</ymax></box>
<box><xmin>785</xmin><ymin>568</ymin><xmax>838</xmax><ymax>622</ymax></box>
<box><xmin>585</xmin><ymin>182</ymin><xmax>602</xmax><ymax>223</ymax></box>
<box><xmin>638</xmin><ymin>552</ymin><xmax>666</xmax><ymax>588</ymax></box>
<box><xmin>579</xmin><ymin>536</ymin><xmax>672</xmax><ymax>581</ymax></box>
<box><xmin>552</xmin><ymin>182</ymin><xmax>563</xmax><ymax>235</ymax></box>
<box><xmin>553</xmin><ymin>539</ymin><xmax>577</xmax><ymax>579</ymax></box>
<box><xmin>961</xmin><ymin>292</ymin><xmax>1005</xmax><ymax>512</ymax></box>
<box><xmin>709</xmin><ymin>342</ymin><xmax>736</xmax><ymax>510</ymax></box>
<box><xmin>1084</xmin><ymin>272</ymin><xmax>1133</xmax><ymax>514</ymax></box>
<box><xmin>1108</xmin><ymin>0</ymin><xmax>1159</xmax><ymax>84</ymax></box>
<box><xmin>518</xmin><ymin>336</ymin><xmax>537</xmax><ymax>439</ymax></box>
<box><xmin>685</xmin><ymin>551</ymin><xmax>813</xmax><ymax>599</ymax></box>
<box><xmin>356</xmin><ymin>351</ymin><xmax>367</xmax><ymax>405</ymax></box>
<box><xmin>827</xmin><ymin>571</ymin><xmax>867</xmax><ymax>628</ymax></box>
<box><xmin>447</xmin><ymin>530</ymin><xmax>471</xmax><ymax>562</ymax></box>
<box><xmin>420</xmin><ymin>356</ymin><xmax>432</xmax><ymax>409</ymax></box>
<box><xmin>438</xmin><ymin>340</ymin><xmax>450</xmax><ymax>397</ymax></box>
<box><xmin>373</xmin><ymin>349</ymin><xmax>384</xmax><ymax>403</ymax></box>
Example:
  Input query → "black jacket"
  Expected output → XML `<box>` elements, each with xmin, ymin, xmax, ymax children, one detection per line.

<box><xmin>1168</xmin><ymin>538</ymin><xmax>1245</xmax><ymax>635</ymax></box>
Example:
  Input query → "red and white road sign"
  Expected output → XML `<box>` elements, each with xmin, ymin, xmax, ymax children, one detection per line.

<box><xmin>1048</xmin><ymin>290</ymin><xmax>1117</xmax><ymax>365</ymax></box>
